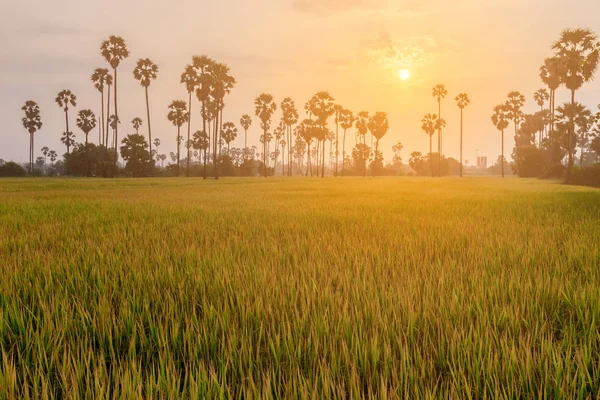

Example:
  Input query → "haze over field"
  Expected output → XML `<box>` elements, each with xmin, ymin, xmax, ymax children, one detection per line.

<box><xmin>2</xmin><ymin>0</ymin><xmax>600</xmax><ymax>164</ymax></box>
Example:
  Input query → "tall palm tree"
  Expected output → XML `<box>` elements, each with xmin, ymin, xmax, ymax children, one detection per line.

<box><xmin>21</xmin><ymin>101</ymin><xmax>42</xmax><ymax>173</ymax></box>
<box><xmin>131</xmin><ymin>117</ymin><xmax>143</xmax><ymax>134</ymax></box>
<box><xmin>296</xmin><ymin>119</ymin><xmax>315</xmax><ymax>176</ymax></box>
<box><xmin>101</xmin><ymin>35</ymin><xmax>130</xmax><ymax>164</ymax></box>
<box><xmin>77</xmin><ymin>109</ymin><xmax>97</xmax><ymax>144</ymax></box>
<box><xmin>333</xmin><ymin>104</ymin><xmax>344</xmax><ymax>177</ymax></box>
<box><xmin>368</xmin><ymin>111</ymin><xmax>389</xmax><ymax>176</ymax></box>
<box><xmin>208</xmin><ymin>62</ymin><xmax>236</xmax><ymax>180</ymax></box>
<box><xmin>41</xmin><ymin>146</ymin><xmax>49</xmax><ymax>173</ymax></box>
<box><xmin>339</xmin><ymin>109</ymin><xmax>354</xmax><ymax>177</ymax></box>
<box><xmin>221</xmin><ymin>122</ymin><xmax>238</xmax><ymax>155</ymax></box>
<box><xmin>254</xmin><ymin>94</ymin><xmax>277</xmax><ymax>177</ymax></box>
<box><xmin>91</xmin><ymin>68</ymin><xmax>109</xmax><ymax>145</ymax></box>
<box><xmin>181</xmin><ymin>64</ymin><xmax>199</xmax><ymax>176</ymax></box>
<box><xmin>552</xmin><ymin>28</ymin><xmax>600</xmax><ymax>181</ymax></box>
<box><xmin>306</xmin><ymin>92</ymin><xmax>335</xmax><ymax>178</ymax></box>
<box><xmin>55</xmin><ymin>90</ymin><xmax>77</xmax><ymax>159</ymax></box>
<box><xmin>421</xmin><ymin>114</ymin><xmax>437</xmax><ymax>177</ymax></box>
<box><xmin>533</xmin><ymin>88</ymin><xmax>550</xmax><ymax>146</ymax></box>
<box><xmin>167</xmin><ymin>100</ymin><xmax>189</xmax><ymax>177</ymax></box>
<box><xmin>556</xmin><ymin>102</ymin><xmax>592</xmax><ymax>166</ymax></box>
<box><xmin>104</xmin><ymin>73</ymin><xmax>113</xmax><ymax>147</ymax></box>
<box><xmin>108</xmin><ymin>114</ymin><xmax>120</xmax><ymax>148</ymax></box>
<box><xmin>273</xmin><ymin>121</ymin><xmax>285</xmax><ymax>174</ymax></box>
<box><xmin>455</xmin><ymin>93</ymin><xmax>470</xmax><ymax>177</ymax></box>
<box><xmin>491</xmin><ymin>104</ymin><xmax>511</xmax><ymax>178</ymax></box>
<box><xmin>192</xmin><ymin>55</ymin><xmax>214</xmax><ymax>179</ymax></box>
<box><xmin>432</xmin><ymin>84</ymin><xmax>447</xmax><ymax>176</ymax></box>
<box><xmin>240</xmin><ymin>114</ymin><xmax>252</xmax><ymax>160</ymax></box>
<box><xmin>540</xmin><ymin>57</ymin><xmax>562</xmax><ymax>154</ymax></box>
<box><xmin>153</xmin><ymin>138</ymin><xmax>161</xmax><ymax>159</ymax></box>
<box><xmin>133</xmin><ymin>58</ymin><xmax>158</xmax><ymax>157</ymax></box>
<box><xmin>48</xmin><ymin>150</ymin><xmax>57</xmax><ymax>167</ymax></box>
<box><xmin>281</xmin><ymin>98</ymin><xmax>299</xmax><ymax>176</ymax></box>
<box><xmin>506</xmin><ymin>91</ymin><xmax>525</xmax><ymax>175</ymax></box>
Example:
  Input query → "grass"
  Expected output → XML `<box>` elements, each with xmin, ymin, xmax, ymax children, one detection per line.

<box><xmin>0</xmin><ymin>177</ymin><xmax>599</xmax><ymax>398</ymax></box>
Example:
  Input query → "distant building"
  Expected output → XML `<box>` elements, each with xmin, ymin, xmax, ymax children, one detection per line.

<box><xmin>477</xmin><ymin>156</ymin><xmax>487</xmax><ymax>170</ymax></box>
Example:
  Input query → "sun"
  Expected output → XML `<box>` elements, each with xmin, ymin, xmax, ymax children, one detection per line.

<box><xmin>399</xmin><ymin>69</ymin><xmax>410</xmax><ymax>81</ymax></box>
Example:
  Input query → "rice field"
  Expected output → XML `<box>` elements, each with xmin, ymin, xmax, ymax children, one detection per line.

<box><xmin>0</xmin><ymin>177</ymin><xmax>599</xmax><ymax>398</ymax></box>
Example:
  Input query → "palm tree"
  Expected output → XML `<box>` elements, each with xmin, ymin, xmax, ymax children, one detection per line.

<box><xmin>506</xmin><ymin>91</ymin><xmax>525</xmax><ymax>175</ymax></box>
<box><xmin>432</xmin><ymin>84</ymin><xmax>447</xmax><ymax>175</ymax></box>
<box><xmin>208</xmin><ymin>62</ymin><xmax>236</xmax><ymax>180</ymax></box>
<box><xmin>55</xmin><ymin>90</ymin><xmax>77</xmax><ymax>159</ymax></box>
<box><xmin>104</xmin><ymin>73</ymin><xmax>113</xmax><ymax>147</ymax></box>
<box><xmin>101</xmin><ymin>35</ymin><xmax>130</xmax><ymax>164</ymax></box>
<box><xmin>339</xmin><ymin>108</ymin><xmax>354</xmax><ymax>176</ymax></box>
<box><xmin>533</xmin><ymin>88</ymin><xmax>550</xmax><ymax>146</ymax></box>
<box><xmin>240</xmin><ymin>114</ymin><xmax>252</xmax><ymax>160</ymax></box>
<box><xmin>133</xmin><ymin>58</ymin><xmax>158</xmax><ymax>157</ymax></box>
<box><xmin>192</xmin><ymin>130</ymin><xmax>209</xmax><ymax>165</ymax></box>
<box><xmin>355</xmin><ymin>111</ymin><xmax>369</xmax><ymax>176</ymax></box>
<box><xmin>368</xmin><ymin>111</ymin><xmax>389</xmax><ymax>176</ymax></box>
<box><xmin>77</xmin><ymin>109</ymin><xmax>97</xmax><ymax>144</ymax></box>
<box><xmin>455</xmin><ymin>93</ymin><xmax>470</xmax><ymax>177</ymax></box>
<box><xmin>167</xmin><ymin>100</ymin><xmax>189</xmax><ymax>177</ymax></box>
<box><xmin>296</xmin><ymin>119</ymin><xmax>315</xmax><ymax>176</ymax></box>
<box><xmin>491</xmin><ymin>104</ymin><xmax>511</xmax><ymax>178</ymax></box>
<box><xmin>154</xmin><ymin>138</ymin><xmax>161</xmax><ymax>158</ymax></box>
<box><xmin>41</xmin><ymin>146</ymin><xmax>49</xmax><ymax>173</ymax></box>
<box><xmin>108</xmin><ymin>114</ymin><xmax>120</xmax><ymax>149</ymax></box>
<box><xmin>306</xmin><ymin>92</ymin><xmax>335</xmax><ymax>178</ymax></box>
<box><xmin>181</xmin><ymin>64</ymin><xmax>199</xmax><ymax>177</ymax></box>
<box><xmin>556</xmin><ymin>102</ymin><xmax>592</xmax><ymax>166</ymax></box>
<box><xmin>254</xmin><ymin>94</ymin><xmax>277</xmax><ymax>177</ymax></box>
<box><xmin>281</xmin><ymin>98</ymin><xmax>299</xmax><ymax>176</ymax></box>
<box><xmin>91</xmin><ymin>68</ymin><xmax>109</xmax><ymax>145</ymax></box>
<box><xmin>552</xmin><ymin>28</ymin><xmax>600</xmax><ymax>181</ymax></box>
<box><xmin>333</xmin><ymin>104</ymin><xmax>344</xmax><ymax>177</ymax></box>
<box><xmin>221</xmin><ymin>122</ymin><xmax>238</xmax><ymax>155</ymax></box>
<box><xmin>540</xmin><ymin>57</ymin><xmax>562</xmax><ymax>156</ymax></box>
<box><xmin>421</xmin><ymin>113</ymin><xmax>437</xmax><ymax>177</ymax></box>
<box><xmin>131</xmin><ymin>117</ymin><xmax>143</xmax><ymax>134</ymax></box>
<box><xmin>192</xmin><ymin>55</ymin><xmax>214</xmax><ymax>179</ymax></box>
<box><xmin>48</xmin><ymin>150</ymin><xmax>57</xmax><ymax>167</ymax></box>
<box><xmin>21</xmin><ymin>101</ymin><xmax>42</xmax><ymax>173</ymax></box>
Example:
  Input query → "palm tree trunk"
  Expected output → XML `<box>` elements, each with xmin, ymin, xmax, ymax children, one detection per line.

<box><xmin>146</xmin><ymin>86</ymin><xmax>153</xmax><ymax>161</ymax></box>
<box><xmin>105</xmin><ymin>85</ymin><xmax>111</xmax><ymax>147</ymax></box>
<box><xmin>101</xmin><ymin>90</ymin><xmax>105</xmax><ymax>146</ymax></box>
<box><xmin>514</xmin><ymin>122</ymin><xmax>519</xmax><ymax>176</ymax></box>
<box><xmin>202</xmin><ymin>101</ymin><xmax>207</xmax><ymax>180</ymax></box>
<box><xmin>437</xmin><ymin>99</ymin><xmax>441</xmax><ymax>177</ymax></box>
<box><xmin>306</xmin><ymin>142</ymin><xmax>311</xmax><ymax>177</ymax></box>
<box><xmin>335</xmin><ymin>121</ymin><xmax>339</xmax><ymax>177</ymax></box>
<box><xmin>113</xmin><ymin>67</ymin><xmax>119</xmax><ymax>165</ymax></box>
<box><xmin>29</xmin><ymin>133</ymin><xmax>33</xmax><ymax>174</ymax></box>
<box><xmin>244</xmin><ymin>128</ymin><xmax>248</xmax><ymax>159</ymax></box>
<box><xmin>177</xmin><ymin>126</ymin><xmax>181</xmax><ymax>177</ymax></box>
<box><xmin>460</xmin><ymin>108</ymin><xmax>463</xmax><ymax>178</ymax></box>
<box><xmin>342</xmin><ymin>128</ymin><xmax>347</xmax><ymax>177</ymax></box>
<box><xmin>566</xmin><ymin>89</ymin><xmax>576</xmax><ymax>182</ymax></box>
<box><xmin>430</xmin><ymin>134</ymin><xmax>433</xmax><ymax>177</ymax></box>
<box><xmin>186</xmin><ymin>91</ymin><xmax>192</xmax><ymax>177</ymax></box>
<box><xmin>65</xmin><ymin>109</ymin><xmax>70</xmax><ymax>154</ymax></box>
<box><xmin>502</xmin><ymin>129</ymin><xmax>505</xmax><ymax>178</ymax></box>
<box><xmin>321</xmin><ymin>138</ymin><xmax>326</xmax><ymax>178</ymax></box>
<box><xmin>213</xmin><ymin>106</ymin><xmax>220</xmax><ymax>180</ymax></box>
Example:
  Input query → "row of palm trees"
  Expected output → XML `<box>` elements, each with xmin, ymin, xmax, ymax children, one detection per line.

<box><xmin>490</xmin><ymin>28</ymin><xmax>600</xmax><ymax>180</ymax></box>
<box><xmin>420</xmin><ymin>86</ymin><xmax>470</xmax><ymax>177</ymax></box>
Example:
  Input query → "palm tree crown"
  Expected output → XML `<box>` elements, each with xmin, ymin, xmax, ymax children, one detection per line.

<box><xmin>55</xmin><ymin>90</ymin><xmax>77</xmax><ymax>111</ymax></box>
<box><xmin>133</xmin><ymin>58</ymin><xmax>158</xmax><ymax>87</ymax></box>
<box><xmin>456</xmin><ymin>93</ymin><xmax>470</xmax><ymax>109</ymax></box>
<box><xmin>101</xmin><ymin>36</ymin><xmax>130</xmax><ymax>69</ymax></box>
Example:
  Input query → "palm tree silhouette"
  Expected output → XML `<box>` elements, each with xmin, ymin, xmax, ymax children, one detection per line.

<box><xmin>101</xmin><ymin>35</ymin><xmax>130</xmax><ymax>164</ymax></box>
<box><xmin>552</xmin><ymin>28</ymin><xmax>600</xmax><ymax>181</ymax></box>
<box><xmin>240</xmin><ymin>114</ymin><xmax>252</xmax><ymax>160</ymax></box>
<box><xmin>133</xmin><ymin>58</ymin><xmax>158</xmax><ymax>157</ymax></box>
<box><xmin>131</xmin><ymin>117</ymin><xmax>143</xmax><ymax>134</ymax></box>
<box><xmin>356</xmin><ymin>111</ymin><xmax>369</xmax><ymax>176</ymax></box>
<box><xmin>368</xmin><ymin>111</ymin><xmax>389</xmax><ymax>176</ymax></box>
<box><xmin>491</xmin><ymin>104</ymin><xmax>511</xmax><ymax>178</ymax></box>
<box><xmin>55</xmin><ymin>90</ymin><xmax>77</xmax><ymax>161</ymax></box>
<box><xmin>77</xmin><ymin>109</ymin><xmax>97</xmax><ymax>144</ymax></box>
<box><xmin>21</xmin><ymin>101</ymin><xmax>42</xmax><ymax>173</ymax></box>
<box><xmin>556</xmin><ymin>102</ymin><xmax>592</xmax><ymax>167</ymax></box>
<box><xmin>208</xmin><ymin>62</ymin><xmax>236</xmax><ymax>179</ymax></box>
<box><xmin>192</xmin><ymin>55</ymin><xmax>215</xmax><ymax>179</ymax></box>
<box><xmin>506</xmin><ymin>91</ymin><xmax>525</xmax><ymax>175</ymax></box>
<box><xmin>540</xmin><ymin>57</ymin><xmax>562</xmax><ymax>155</ymax></box>
<box><xmin>48</xmin><ymin>150</ymin><xmax>57</xmax><ymax>167</ymax></box>
<box><xmin>455</xmin><ymin>93</ymin><xmax>470</xmax><ymax>177</ymax></box>
<box><xmin>533</xmin><ymin>88</ymin><xmax>550</xmax><ymax>146</ymax></box>
<box><xmin>296</xmin><ymin>119</ymin><xmax>315</xmax><ymax>176</ymax></box>
<box><xmin>181</xmin><ymin>64</ymin><xmax>199</xmax><ymax>177</ymax></box>
<box><xmin>221</xmin><ymin>122</ymin><xmax>238</xmax><ymax>155</ymax></box>
<box><xmin>333</xmin><ymin>105</ymin><xmax>344</xmax><ymax>177</ymax></box>
<box><xmin>167</xmin><ymin>100</ymin><xmax>189</xmax><ymax>177</ymax></box>
<box><xmin>306</xmin><ymin>92</ymin><xmax>336</xmax><ymax>177</ymax></box>
<box><xmin>108</xmin><ymin>114</ymin><xmax>120</xmax><ymax>148</ymax></box>
<box><xmin>41</xmin><ymin>146</ymin><xmax>49</xmax><ymax>173</ymax></box>
<box><xmin>104</xmin><ymin>73</ymin><xmax>113</xmax><ymax>147</ymax></box>
<box><xmin>339</xmin><ymin>108</ymin><xmax>354</xmax><ymax>177</ymax></box>
<box><xmin>421</xmin><ymin>114</ymin><xmax>437</xmax><ymax>177</ymax></box>
<box><xmin>91</xmin><ymin>68</ymin><xmax>109</xmax><ymax>145</ymax></box>
<box><xmin>281</xmin><ymin>98</ymin><xmax>299</xmax><ymax>176</ymax></box>
<box><xmin>254</xmin><ymin>94</ymin><xmax>277</xmax><ymax>177</ymax></box>
<box><xmin>432</xmin><ymin>84</ymin><xmax>447</xmax><ymax>176</ymax></box>
<box><xmin>273</xmin><ymin>121</ymin><xmax>285</xmax><ymax>174</ymax></box>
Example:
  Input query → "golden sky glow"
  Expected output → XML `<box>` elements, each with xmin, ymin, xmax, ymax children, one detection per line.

<box><xmin>1</xmin><ymin>0</ymin><xmax>600</xmax><ymax>164</ymax></box>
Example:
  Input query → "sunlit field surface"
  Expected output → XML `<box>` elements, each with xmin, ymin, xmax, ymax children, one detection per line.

<box><xmin>1</xmin><ymin>177</ymin><xmax>599</xmax><ymax>398</ymax></box>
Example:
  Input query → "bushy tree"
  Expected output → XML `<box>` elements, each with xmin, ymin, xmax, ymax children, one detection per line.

<box><xmin>120</xmin><ymin>134</ymin><xmax>153</xmax><ymax>177</ymax></box>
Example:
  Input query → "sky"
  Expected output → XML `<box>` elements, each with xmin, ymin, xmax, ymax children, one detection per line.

<box><xmin>1</xmin><ymin>0</ymin><xmax>600</xmax><ymax>166</ymax></box>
